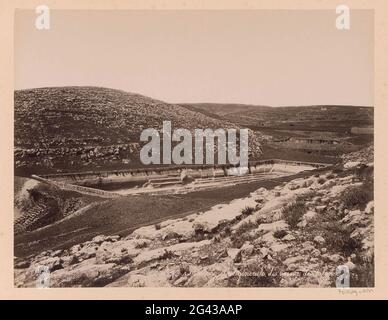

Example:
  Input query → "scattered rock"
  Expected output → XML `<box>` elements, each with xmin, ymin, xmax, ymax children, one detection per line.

<box><xmin>365</xmin><ymin>201</ymin><xmax>374</xmax><ymax>214</ymax></box>
<box><xmin>303</xmin><ymin>211</ymin><xmax>318</xmax><ymax>222</ymax></box>
<box><xmin>313</xmin><ymin>236</ymin><xmax>326</xmax><ymax>245</ymax></box>
<box><xmin>344</xmin><ymin>161</ymin><xmax>361</xmax><ymax>169</ymax></box>
<box><xmin>50</xmin><ymin>263</ymin><xmax>126</xmax><ymax>287</ymax></box>
<box><xmin>328</xmin><ymin>254</ymin><xmax>344</xmax><ymax>263</ymax></box>
<box><xmin>258</xmin><ymin>220</ymin><xmax>288</xmax><ymax>233</ymax></box>
<box><xmin>227</xmin><ymin>248</ymin><xmax>242</xmax><ymax>263</ymax></box>
<box><xmin>15</xmin><ymin>260</ymin><xmax>30</xmax><ymax>269</ymax></box>
<box><xmin>282</xmin><ymin>234</ymin><xmax>296</xmax><ymax>242</ymax></box>
<box><xmin>284</xmin><ymin>255</ymin><xmax>304</xmax><ymax>266</ymax></box>
<box><xmin>316</xmin><ymin>206</ymin><xmax>327</xmax><ymax>213</ymax></box>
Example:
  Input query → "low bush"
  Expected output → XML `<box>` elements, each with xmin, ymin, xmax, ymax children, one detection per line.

<box><xmin>234</xmin><ymin>221</ymin><xmax>257</xmax><ymax>238</ymax></box>
<box><xmin>351</xmin><ymin>254</ymin><xmax>374</xmax><ymax>287</ymax></box>
<box><xmin>295</xmin><ymin>191</ymin><xmax>316</xmax><ymax>203</ymax></box>
<box><xmin>282</xmin><ymin>201</ymin><xmax>306</xmax><ymax>229</ymax></box>
<box><xmin>321</xmin><ymin>222</ymin><xmax>362</xmax><ymax>256</ymax></box>
<box><xmin>241</xmin><ymin>206</ymin><xmax>255</xmax><ymax>216</ymax></box>
<box><xmin>326</xmin><ymin>173</ymin><xmax>336</xmax><ymax>180</ymax></box>
<box><xmin>230</xmin><ymin>221</ymin><xmax>257</xmax><ymax>248</ymax></box>
<box><xmin>340</xmin><ymin>185</ymin><xmax>373</xmax><ymax>210</ymax></box>
<box><xmin>317</xmin><ymin>177</ymin><xmax>326</xmax><ymax>184</ymax></box>
<box><xmin>273</xmin><ymin>229</ymin><xmax>288</xmax><ymax>239</ymax></box>
<box><xmin>134</xmin><ymin>241</ymin><xmax>148</xmax><ymax>249</ymax></box>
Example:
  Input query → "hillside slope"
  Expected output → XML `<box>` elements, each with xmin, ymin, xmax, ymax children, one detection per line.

<box><xmin>15</xmin><ymin>87</ymin><xmax>262</xmax><ymax>174</ymax></box>
<box><xmin>14</xmin><ymin>147</ymin><xmax>374</xmax><ymax>287</ymax></box>
<box><xmin>183</xmin><ymin>103</ymin><xmax>374</xmax><ymax>129</ymax></box>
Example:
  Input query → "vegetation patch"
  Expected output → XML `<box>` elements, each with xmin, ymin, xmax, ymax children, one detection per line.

<box><xmin>273</xmin><ymin>229</ymin><xmax>288</xmax><ymax>239</ymax></box>
<box><xmin>282</xmin><ymin>201</ymin><xmax>307</xmax><ymax>229</ymax></box>
<box><xmin>340</xmin><ymin>185</ymin><xmax>373</xmax><ymax>210</ymax></box>
<box><xmin>351</xmin><ymin>254</ymin><xmax>375</xmax><ymax>287</ymax></box>
<box><xmin>317</xmin><ymin>177</ymin><xmax>326</xmax><ymax>184</ymax></box>
<box><xmin>241</xmin><ymin>206</ymin><xmax>255</xmax><ymax>216</ymax></box>
<box><xmin>230</xmin><ymin>221</ymin><xmax>257</xmax><ymax>248</ymax></box>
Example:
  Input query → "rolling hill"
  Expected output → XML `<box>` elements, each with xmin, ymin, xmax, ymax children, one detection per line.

<box><xmin>182</xmin><ymin>103</ymin><xmax>374</xmax><ymax>129</ymax></box>
<box><xmin>14</xmin><ymin>87</ymin><xmax>262</xmax><ymax>175</ymax></box>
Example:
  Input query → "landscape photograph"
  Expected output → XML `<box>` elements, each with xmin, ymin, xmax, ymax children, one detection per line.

<box><xmin>13</xmin><ymin>9</ymin><xmax>374</xmax><ymax>288</ymax></box>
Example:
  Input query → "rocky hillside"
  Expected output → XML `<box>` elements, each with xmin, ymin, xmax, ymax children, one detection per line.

<box><xmin>15</xmin><ymin>148</ymin><xmax>374</xmax><ymax>288</ymax></box>
<box><xmin>15</xmin><ymin>87</ymin><xmax>262</xmax><ymax>174</ymax></box>
<box><xmin>342</xmin><ymin>144</ymin><xmax>374</xmax><ymax>165</ymax></box>
<box><xmin>14</xmin><ymin>177</ymin><xmax>103</xmax><ymax>234</ymax></box>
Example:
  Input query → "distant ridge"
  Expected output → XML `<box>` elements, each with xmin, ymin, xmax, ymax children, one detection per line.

<box><xmin>181</xmin><ymin>103</ymin><xmax>374</xmax><ymax>126</ymax></box>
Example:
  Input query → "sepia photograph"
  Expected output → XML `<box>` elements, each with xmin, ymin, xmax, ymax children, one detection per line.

<box><xmin>12</xmin><ymin>8</ymin><xmax>374</xmax><ymax>289</ymax></box>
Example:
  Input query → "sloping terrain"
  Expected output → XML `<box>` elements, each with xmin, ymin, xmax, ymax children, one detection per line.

<box><xmin>184</xmin><ymin>103</ymin><xmax>373</xmax><ymax>162</ymax></box>
<box><xmin>15</xmin><ymin>147</ymin><xmax>374</xmax><ymax>287</ymax></box>
<box><xmin>184</xmin><ymin>103</ymin><xmax>272</xmax><ymax>118</ymax></box>
<box><xmin>183</xmin><ymin>103</ymin><xmax>374</xmax><ymax>129</ymax></box>
<box><xmin>15</xmin><ymin>87</ymin><xmax>262</xmax><ymax>175</ymax></box>
<box><xmin>14</xmin><ymin>177</ymin><xmax>104</xmax><ymax>234</ymax></box>
<box><xmin>14</xmin><ymin>168</ymin><xmax>320</xmax><ymax>258</ymax></box>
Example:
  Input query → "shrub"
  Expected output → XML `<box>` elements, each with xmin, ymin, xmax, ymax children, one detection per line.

<box><xmin>321</xmin><ymin>222</ymin><xmax>362</xmax><ymax>256</ymax></box>
<box><xmin>340</xmin><ymin>186</ymin><xmax>373</xmax><ymax>210</ymax></box>
<box><xmin>234</xmin><ymin>221</ymin><xmax>257</xmax><ymax>237</ymax></box>
<box><xmin>160</xmin><ymin>249</ymin><xmax>175</xmax><ymax>260</ymax></box>
<box><xmin>351</xmin><ymin>254</ymin><xmax>374</xmax><ymax>287</ymax></box>
<box><xmin>295</xmin><ymin>191</ymin><xmax>316</xmax><ymax>202</ymax></box>
<box><xmin>241</xmin><ymin>206</ymin><xmax>255</xmax><ymax>216</ymax></box>
<box><xmin>332</xmin><ymin>167</ymin><xmax>344</xmax><ymax>174</ymax></box>
<box><xmin>134</xmin><ymin>241</ymin><xmax>148</xmax><ymax>249</ymax></box>
<box><xmin>326</xmin><ymin>173</ymin><xmax>336</xmax><ymax>180</ymax></box>
<box><xmin>317</xmin><ymin>177</ymin><xmax>326</xmax><ymax>184</ymax></box>
<box><xmin>273</xmin><ymin>229</ymin><xmax>288</xmax><ymax>239</ymax></box>
<box><xmin>154</xmin><ymin>223</ymin><xmax>161</xmax><ymax>230</ymax></box>
<box><xmin>230</xmin><ymin>221</ymin><xmax>257</xmax><ymax>248</ymax></box>
<box><xmin>282</xmin><ymin>201</ymin><xmax>306</xmax><ymax>229</ymax></box>
<box><xmin>350</xmin><ymin>165</ymin><xmax>374</xmax><ymax>182</ymax></box>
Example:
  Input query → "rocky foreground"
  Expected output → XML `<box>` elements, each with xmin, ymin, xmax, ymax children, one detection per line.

<box><xmin>15</xmin><ymin>156</ymin><xmax>374</xmax><ymax>288</ymax></box>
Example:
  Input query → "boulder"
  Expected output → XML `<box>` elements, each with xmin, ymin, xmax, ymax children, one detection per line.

<box><xmin>15</xmin><ymin>259</ymin><xmax>30</xmax><ymax>269</ymax></box>
<box><xmin>282</xmin><ymin>234</ymin><xmax>296</xmax><ymax>242</ymax></box>
<box><xmin>344</xmin><ymin>161</ymin><xmax>361</xmax><ymax>169</ymax></box>
<box><xmin>187</xmin><ymin>270</ymin><xmax>213</xmax><ymax>287</ymax></box>
<box><xmin>328</xmin><ymin>254</ymin><xmax>344</xmax><ymax>263</ymax></box>
<box><xmin>258</xmin><ymin>220</ymin><xmax>288</xmax><ymax>233</ymax></box>
<box><xmin>50</xmin><ymin>263</ymin><xmax>125</xmax><ymax>287</ymax></box>
<box><xmin>283</xmin><ymin>255</ymin><xmax>304</xmax><ymax>266</ymax></box>
<box><xmin>313</xmin><ymin>236</ymin><xmax>326</xmax><ymax>245</ymax></box>
<box><xmin>365</xmin><ymin>201</ymin><xmax>374</xmax><ymax>214</ymax></box>
<box><xmin>316</xmin><ymin>205</ymin><xmax>327</xmax><ymax>213</ymax></box>
<box><xmin>35</xmin><ymin>257</ymin><xmax>63</xmax><ymax>272</ymax></box>
<box><xmin>227</xmin><ymin>248</ymin><xmax>242</xmax><ymax>263</ymax></box>
<box><xmin>240</xmin><ymin>243</ymin><xmax>255</xmax><ymax>256</ymax></box>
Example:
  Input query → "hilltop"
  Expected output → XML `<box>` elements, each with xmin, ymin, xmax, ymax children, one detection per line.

<box><xmin>14</xmin><ymin>87</ymin><xmax>262</xmax><ymax>175</ymax></box>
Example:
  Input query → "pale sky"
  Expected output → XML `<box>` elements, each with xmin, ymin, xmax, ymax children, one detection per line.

<box><xmin>14</xmin><ymin>10</ymin><xmax>374</xmax><ymax>106</ymax></box>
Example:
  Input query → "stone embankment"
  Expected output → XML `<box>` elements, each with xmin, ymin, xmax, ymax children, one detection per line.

<box><xmin>37</xmin><ymin>159</ymin><xmax>329</xmax><ymax>188</ymax></box>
